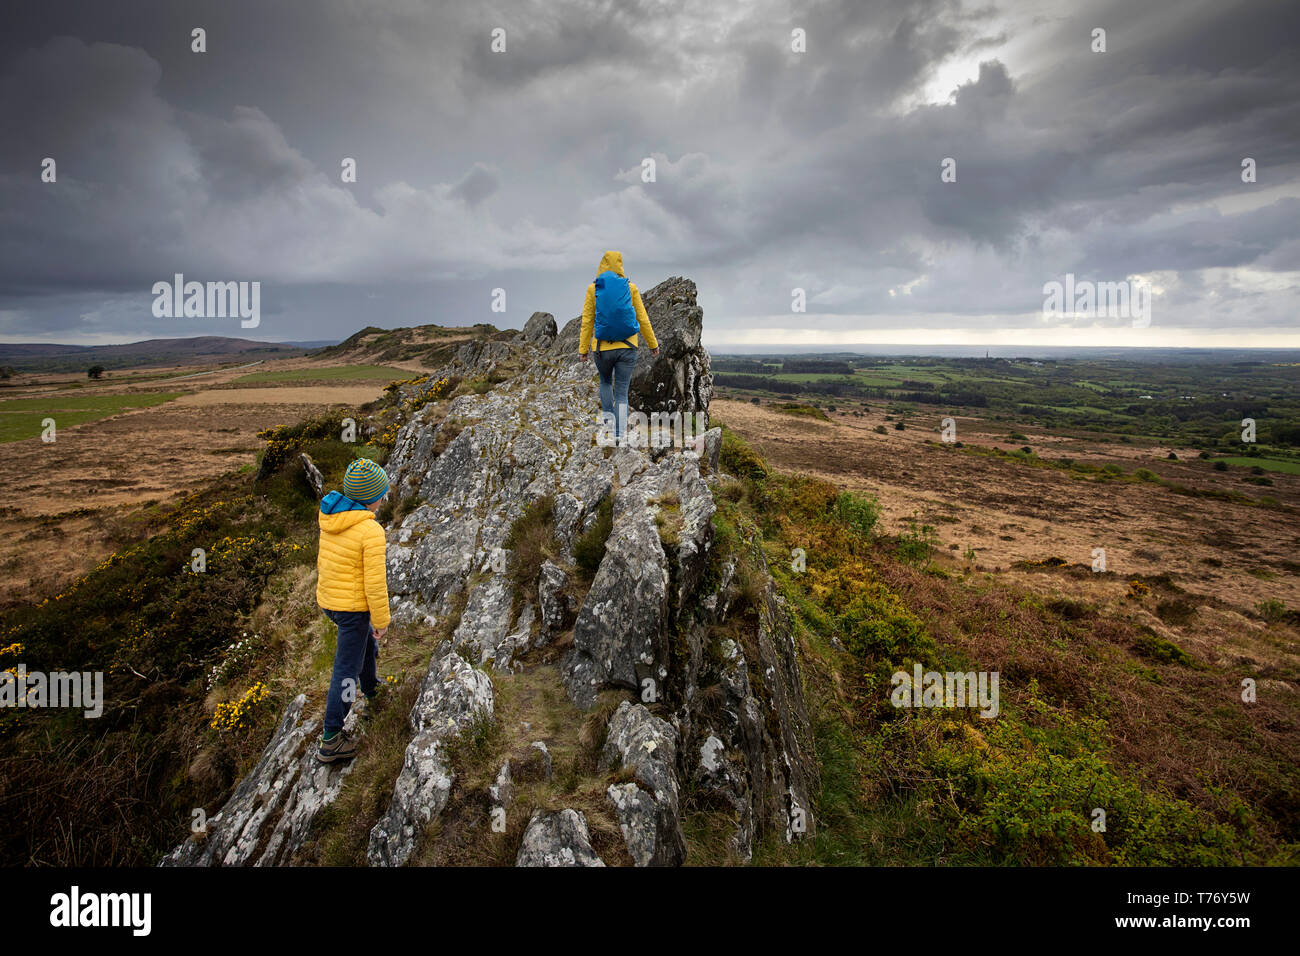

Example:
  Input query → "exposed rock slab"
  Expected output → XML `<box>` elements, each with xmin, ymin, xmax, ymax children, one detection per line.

<box><xmin>600</xmin><ymin>701</ymin><xmax>685</xmax><ymax>866</ymax></box>
<box><xmin>367</xmin><ymin>650</ymin><xmax>495</xmax><ymax>867</ymax></box>
<box><xmin>515</xmin><ymin>809</ymin><xmax>606</xmax><ymax>867</ymax></box>
<box><xmin>161</xmin><ymin>693</ymin><xmax>365</xmax><ymax>867</ymax></box>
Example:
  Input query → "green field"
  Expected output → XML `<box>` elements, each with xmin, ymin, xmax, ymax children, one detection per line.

<box><xmin>771</xmin><ymin>372</ymin><xmax>859</xmax><ymax>383</ymax></box>
<box><xmin>233</xmin><ymin>365</ymin><xmax>408</xmax><ymax>384</ymax></box>
<box><xmin>0</xmin><ymin>392</ymin><xmax>184</xmax><ymax>442</ymax></box>
<box><xmin>711</xmin><ymin>352</ymin><xmax>1300</xmax><ymax>452</ymax></box>
<box><xmin>1211</xmin><ymin>457</ymin><xmax>1300</xmax><ymax>474</ymax></box>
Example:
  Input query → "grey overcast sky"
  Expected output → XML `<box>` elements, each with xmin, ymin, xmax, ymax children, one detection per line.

<box><xmin>2</xmin><ymin>0</ymin><xmax>1298</xmax><ymax>348</ymax></box>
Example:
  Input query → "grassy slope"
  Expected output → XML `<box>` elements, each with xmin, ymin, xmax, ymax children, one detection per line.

<box><xmin>0</xmin><ymin>367</ymin><xmax>513</xmax><ymax>865</ymax></box>
<box><xmin>713</xmin><ymin>420</ymin><xmax>1299</xmax><ymax>865</ymax></box>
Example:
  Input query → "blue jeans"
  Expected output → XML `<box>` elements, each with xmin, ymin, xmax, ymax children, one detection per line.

<box><xmin>593</xmin><ymin>347</ymin><xmax>638</xmax><ymax>440</ymax></box>
<box><xmin>322</xmin><ymin>608</ymin><xmax>378</xmax><ymax>735</ymax></box>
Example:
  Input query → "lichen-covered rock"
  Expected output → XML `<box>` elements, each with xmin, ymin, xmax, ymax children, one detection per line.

<box><xmin>536</xmin><ymin>561</ymin><xmax>569</xmax><ymax>645</ymax></box>
<box><xmin>522</xmin><ymin>741</ymin><xmax>553</xmax><ymax>782</ymax></box>
<box><xmin>450</xmin><ymin>574</ymin><xmax>514</xmax><ymax>665</ymax></box>
<box><xmin>678</xmin><ymin>553</ymin><xmax>819</xmax><ymax>859</ymax></box>
<box><xmin>495</xmin><ymin>602</ymin><xmax>534</xmax><ymax>670</ymax></box>
<box><xmin>489</xmin><ymin>760</ymin><xmax>513</xmax><ymax>810</ymax></box>
<box><xmin>690</xmin><ymin>729</ymin><xmax>754</xmax><ymax>861</ymax></box>
<box><xmin>699</xmin><ymin>426</ymin><xmax>722</xmax><ymax>477</ymax></box>
<box><xmin>300</xmin><ymin>452</ymin><xmax>325</xmax><ymax>499</ymax></box>
<box><xmin>448</xmin><ymin>338</ymin><xmax>517</xmax><ymax>377</ymax></box>
<box><xmin>367</xmin><ymin>650</ymin><xmax>495</xmax><ymax>867</ymax></box>
<box><xmin>515</xmin><ymin>809</ymin><xmax>606</xmax><ymax>867</ymax></box>
<box><xmin>519</xmin><ymin>311</ymin><xmax>557</xmax><ymax>347</ymax></box>
<box><xmin>600</xmin><ymin>701</ymin><xmax>685</xmax><ymax>866</ymax></box>
<box><xmin>161</xmin><ymin>693</ymin><xmax>365</xmax><ymax>867</ymax></box>
<box><xmin>563</xmin><ymin>484</ymin><xmax>669</xmax><ymax>709</ymax></box>
<box><xmin>560</xmin><ymin>451</ymin><xmax>716</xmax><ymax>709</ymax></box>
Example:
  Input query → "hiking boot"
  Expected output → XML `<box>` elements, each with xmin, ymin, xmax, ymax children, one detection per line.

<box><xmin>317</xmin><ymin>730</ymin><xmax>359</xmax><ymax>764</ymax></box>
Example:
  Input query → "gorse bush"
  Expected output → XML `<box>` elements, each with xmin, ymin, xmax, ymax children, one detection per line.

<box><xmin>1256</xmin><ymin>598</ymin><xmax>1287</xmax><ymax>622</ymax></box>
<box><xmin>897</xmin><ymin>517</ymin><xmax>939</xmax><ymax>568</ymax></box>
<box><xmin>405</xmin><ymin>376</ymin><xmax>452</xmax><ymax>415</ymax></box>
<box><xmin>838</xmin><ymin>588</ymin><xmax>931</xmax><ymax>661</ymax></box>
<box><xmin>8</xmin><ymin>500</ymin><xmax>298</xmax><ymax>684</ymax></box>
<box><xmin>1134</xmin><ymin>630</ymin><xmax>1194</xmax><ymax>666</ymax></box>
<box><xmin>209</xmin><ymin>682</ymin><xmax>271</xmax><ymax>733</ymax></box>
<box><xmin>833</xmin><ymin>491</ymin><xmax>881</xmax><ymax>539</ymax></box>
<box><xmin>718</xmin><ymin>425</ymin><xmax>767</xmax><ymax>480</ymax></box>
<box><xmin>255</xmin><ymin>411</ymin><xmax>351</xmax><ymax>480</ymax></box>
<box><xmin>123</xmin><ymin>533</ymin><xmax>290</xmax><ymax>681</ymax></box>
<box><xmin>383</xmin><ymin>374</ymin><xmax>429</xmax><ymax>394</ymax></box>
<box><xmin>898</xmin><ymin>689</ymin><xmax>1246</xmax><ymax>865</ymax></box>
<box><xmin>206</xmin><ymin>631</ymin><xmax>266</xmax><ymax>691</ymax></box>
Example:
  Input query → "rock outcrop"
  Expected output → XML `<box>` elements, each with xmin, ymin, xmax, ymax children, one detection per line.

<box><xmin>300</xmin><ymin>452</ymin><xmax>325</xmax><ymax>499</ymax></box>
<box><xmin>601</xmin><ymin>701</ymin><xmax>685</xmax><ymax>866</ymax></box>
<box><xmin>164</xmin><ymin>275</ymin><xmax>816</xmax><ymax>867</ymax></box>
<box><xmin>161</xmin><ymin>694</ymin><xmax>367</xmax><ymax>867</ymax></box>
<box><xmin>550</xmin><ymin>276</ymin><xmax>712</xmax><ymax>416</ymax></box>
<box><xmin>515</xmin><ymin>809</ymin><xmax>605</xmax><ymax>867</ymax></box>
<box><xmin>367</xmin><ymin>651</ymin><xmax>495</xmax><ymax>867</ymax></box>
<box><xmin>518</xmin><ymin>311</ymin><xmax>557</xmax><ymax>347</ymax></box>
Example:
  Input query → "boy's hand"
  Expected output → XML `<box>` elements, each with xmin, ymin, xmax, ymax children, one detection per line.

<box><xmin>579</xmin><ymin>352</ymin><xmax>589</xmax><ymax>363</ymax></box>
<box><xmin>651</xmin><ymin>348</ymin><xmax>659</xmax><ymax>357</ymax></box>
<box><xmin>372</xmin><ymin>626</ymin><xmax>387</xmax><ymax>643</ymax></box>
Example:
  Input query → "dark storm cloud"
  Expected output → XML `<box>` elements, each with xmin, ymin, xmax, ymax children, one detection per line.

<box><xmin>448</xmin><ymin>163</ymin><xmax>501</xmax><ymax>207</ymax></box>
<box><xmin>0</xmin><ymin>0</ymin><xmax>1297</xmax><ymax>344</ymax></box>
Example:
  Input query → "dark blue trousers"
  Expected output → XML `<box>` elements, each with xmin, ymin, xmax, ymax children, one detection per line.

<box><xmin>322</xmin><ymin>608</ymin><xmax>379</xmax><ymax>735</ymax></box>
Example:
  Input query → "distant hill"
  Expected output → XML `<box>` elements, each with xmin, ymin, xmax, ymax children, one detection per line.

<box><xmin>312</xmin><ymin>322</ymin><xmax>508</xmax><ymax>366</ymax></box>
<box><xmin>0</xmin><ymin>336</ymin><xmax>318</xmax><ymax>373</ymax></box>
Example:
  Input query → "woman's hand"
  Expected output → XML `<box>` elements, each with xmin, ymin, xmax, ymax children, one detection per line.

<box><xmin>579</xmin><ymin>352</ymin><xmax>589</xmax><ymax>363</ymax></box>
<box><xmin>651</xmin><ymin>348</ymin><xmax>660</xmax><ymax>357</ymax></box>
<box><xmin>372</xmin><ymin>626</ymin><xmax>387</xmax><ymax>644</ymax></box>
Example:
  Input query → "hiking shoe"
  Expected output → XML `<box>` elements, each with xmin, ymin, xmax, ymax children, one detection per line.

<box><xmin>317</xmin><ymin>730</ymin><xmax>359</xmax><ymax>764</ymax></box>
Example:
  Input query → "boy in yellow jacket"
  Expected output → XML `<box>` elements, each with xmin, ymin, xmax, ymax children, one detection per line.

<box><xmin>315</xmin><ymin>458</ymin><xmax>390</xmax><ymax>763</ymax></box>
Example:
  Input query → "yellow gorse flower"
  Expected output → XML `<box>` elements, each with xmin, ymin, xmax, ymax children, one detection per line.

<box><xmin>209</xmin><ymin>682</ymin><xmax>270</xmax><ymax>732</ymax></box>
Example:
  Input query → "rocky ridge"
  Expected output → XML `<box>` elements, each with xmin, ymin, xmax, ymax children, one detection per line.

<box><xmin>164</xmin><ymin>276</ymin><xmax>817</xmax><ymax>867</ymax></box>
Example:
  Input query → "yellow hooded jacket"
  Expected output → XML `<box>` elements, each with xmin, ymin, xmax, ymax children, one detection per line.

<box><xmin>579</xmin><ymin>250</ymin><xmax>659</xmax><ymax>354</ymax></box>
<box><xmin>316</xmin><ymin>491</ymin><xmax>390</xmax><ymax>629</ymax></box>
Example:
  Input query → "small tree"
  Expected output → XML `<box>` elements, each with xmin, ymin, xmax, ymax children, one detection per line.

<box><xmin>88</xmin><ymin>365</ymin><xmax>105</xmax><ymax>379</ymax></box>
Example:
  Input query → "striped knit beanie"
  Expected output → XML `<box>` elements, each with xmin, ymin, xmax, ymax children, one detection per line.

<box><xmin>343</xmin><ymin>459</ymin><xmax>389</xmax><ymax>504</ymax></box>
